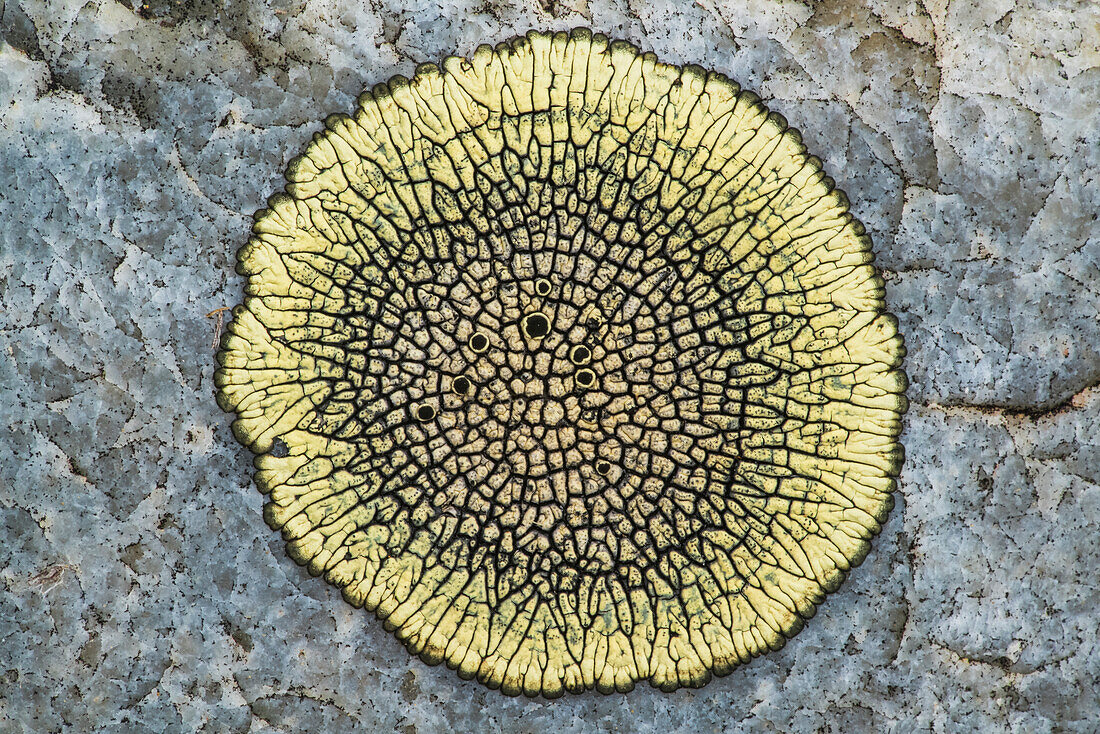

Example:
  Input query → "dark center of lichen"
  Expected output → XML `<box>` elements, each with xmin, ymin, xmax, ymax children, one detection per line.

<box><xmin>317</xmin><ymin>187</ymin><xmax>764</xmax><ymax>594</ymax></box>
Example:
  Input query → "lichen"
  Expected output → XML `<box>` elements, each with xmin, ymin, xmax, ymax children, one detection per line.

<box><xmin>216</xmin><ymin>28</ymin><xmax>908</xmax><ymax>697</ymax></box>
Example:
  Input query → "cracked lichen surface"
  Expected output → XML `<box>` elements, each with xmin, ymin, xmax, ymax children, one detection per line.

<box><xmin>215</xmin><ymin>29</ymin><xmax>908</xmax><ymax>697</ymax></box>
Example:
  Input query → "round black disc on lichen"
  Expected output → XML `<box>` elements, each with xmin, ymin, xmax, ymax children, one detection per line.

<box><xmin>215</xmin><ymin>28</ymin><xmax>908</xmax><ymax>697</ymax></box>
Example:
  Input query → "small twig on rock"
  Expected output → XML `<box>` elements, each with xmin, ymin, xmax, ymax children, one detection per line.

<box><xmin>207</xmin><ymin>307</ymin><xmax>231</xmax><ymax>350</ymax></box>
<box><xmin>28</xmin><ymin>563</ymin><xmax>78</xmax><ymax>594</ymax></box>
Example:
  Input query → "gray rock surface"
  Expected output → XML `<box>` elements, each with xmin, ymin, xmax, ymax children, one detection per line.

<box><xmin>1</xmin><ymin>0</ymin><xmax>1097</xmax><ymax>731</ymax></box>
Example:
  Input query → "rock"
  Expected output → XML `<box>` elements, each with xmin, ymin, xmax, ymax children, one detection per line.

<box><xmin>1</xmin><ymin>0</ymin><xmax>1096</xmax><ymax>730</ymax></box>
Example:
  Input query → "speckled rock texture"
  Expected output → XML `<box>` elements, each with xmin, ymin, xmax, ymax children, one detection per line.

<box><xmin>1</xmin><ymin>0</ymin><xmax>1097</xmax><ymax>731</ymax></box>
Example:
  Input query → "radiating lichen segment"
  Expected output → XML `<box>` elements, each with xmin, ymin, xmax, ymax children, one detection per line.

<box><xmin>216</xmin><ymin>28</ymin><xmax>908</xmax><ymax>697</ymax></box>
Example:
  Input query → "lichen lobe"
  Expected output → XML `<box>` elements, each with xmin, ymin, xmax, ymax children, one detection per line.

<box><xmin>216</xmin><ymin>28</ymin><xmax>908</xmax><ymax>697</ymax></box>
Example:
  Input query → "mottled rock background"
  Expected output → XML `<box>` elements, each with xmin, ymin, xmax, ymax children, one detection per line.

<box><xmin>2</xmin><ymin>0</ymin><xmax>1097</xmax><ymax>731</ymax></box>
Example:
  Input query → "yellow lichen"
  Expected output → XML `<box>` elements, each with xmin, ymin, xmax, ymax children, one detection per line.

<box><xmin>216</xmin><ymin>28</ymin><xmax>908</xmax><ymax>697</ymax></box>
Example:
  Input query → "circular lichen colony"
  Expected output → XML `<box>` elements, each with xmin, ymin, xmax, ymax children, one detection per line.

<box><xmin>216</xmin><ymin>29</ymin><xmax>908</xmax><ymax>697</ymax></box>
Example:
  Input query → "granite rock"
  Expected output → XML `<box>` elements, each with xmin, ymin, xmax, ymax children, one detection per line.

<box><xmin>1</xmin><ymin>0</ymin><xmax>1097</xmax><ymax>731</ymax></box>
